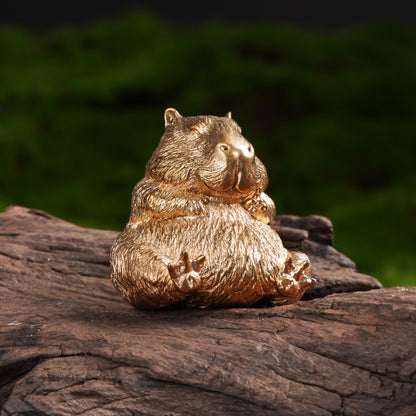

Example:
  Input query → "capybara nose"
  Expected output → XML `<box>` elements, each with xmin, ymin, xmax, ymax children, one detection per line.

<box><xmin>219</xmin><ymin>136</ymin><xmax>255</xmax><ymax>162</ymax></box>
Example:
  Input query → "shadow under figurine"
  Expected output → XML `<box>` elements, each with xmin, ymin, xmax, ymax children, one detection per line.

<box><xmin>110</xmin><ymin>109</ymin><xmax>315</xmax><ymax>309</ymax></box>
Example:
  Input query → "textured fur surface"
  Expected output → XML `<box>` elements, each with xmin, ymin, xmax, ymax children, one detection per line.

<box><xmin>110</xmin><ymin>109</ymin><xmax>314</xmax><ymax>309</ymax></box>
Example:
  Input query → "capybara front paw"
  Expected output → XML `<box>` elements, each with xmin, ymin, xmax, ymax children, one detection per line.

<box><xmin>243</xmin><ymin>194</ymin><xmax>275</xmax><ymax>224</ymax></box>
<box><xmin>244</xmin><ymin>197</ymin><xmax>267</xmax><ymax>214</ymax></box>
<box><xmin>168</xmin><ymin>252</ymin><xmax>206</xmax><ymax>293</ymax></box>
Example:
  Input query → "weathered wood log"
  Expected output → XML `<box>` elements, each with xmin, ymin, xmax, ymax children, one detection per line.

<box><xmin>1</xmin><ymin>206</ymin><xmax>415</xmax><ymax>416</ymax></box>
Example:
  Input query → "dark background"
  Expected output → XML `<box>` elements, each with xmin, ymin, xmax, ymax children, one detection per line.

<box><xmin>1</xmin><ymin>0</ymin><xmax>416</xmax><ymax>30</ymax></box>
<box><xmin>1</xmin><ymin>1</ymin><xmax>415</xmax><ymax>288</ymax></box>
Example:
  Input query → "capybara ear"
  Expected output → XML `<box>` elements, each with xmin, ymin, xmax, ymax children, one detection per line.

<box><xmin>225</xmin><ymin>111</ymin><xmax>232</xmax><ymax>119</ymax></box>
<box><xmin>164</xmin><ymin>108</ymin><xmax>182</xmax><ymax>127</ymax></box>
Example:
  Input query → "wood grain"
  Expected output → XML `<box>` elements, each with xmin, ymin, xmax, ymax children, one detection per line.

<box><xmin>1</xmin><ymin>206</ymin><xmax>414</xmax><ymax>416</ymax></box>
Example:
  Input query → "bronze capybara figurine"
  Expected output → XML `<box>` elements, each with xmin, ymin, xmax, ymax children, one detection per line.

<box><xmin>110</xmin><ymin>109</ymin><xmax>315</xmax><ymax>309</ymax></box>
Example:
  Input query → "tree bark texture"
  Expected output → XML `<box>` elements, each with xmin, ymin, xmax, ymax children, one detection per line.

<box><xmin>0</xmin><ymin>206</ymin><xmax>414</xmax><ymax>416</ymax></box>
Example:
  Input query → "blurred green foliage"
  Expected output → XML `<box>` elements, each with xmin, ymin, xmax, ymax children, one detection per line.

<box><xmin>0</xmin><ymin>12</ymin><xmax>415</xmax><ymax>287</ymax></box>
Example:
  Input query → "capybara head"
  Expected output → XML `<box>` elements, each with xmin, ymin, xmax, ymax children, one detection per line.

<box><xmin>145</xmin><ymin>109</ymin><xmax>269</xmax><ymax>202</ymax></box>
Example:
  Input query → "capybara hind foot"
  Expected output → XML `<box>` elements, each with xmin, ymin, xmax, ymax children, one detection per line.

<box><xmin>168</xmin><ymin>252</ymin><xmax>206</xmax><ymax>293</ymax></box>
<box><xmin>277</xmin><ymin>251</ymin><xmax>315</xmax><ymax>302</ymax></box>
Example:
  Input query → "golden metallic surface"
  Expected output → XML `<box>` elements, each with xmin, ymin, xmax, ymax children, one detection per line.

<box><xmin>110</xmin><ymin>109</ymin><xmax>315</xmax><ymax>309</ymax></box>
